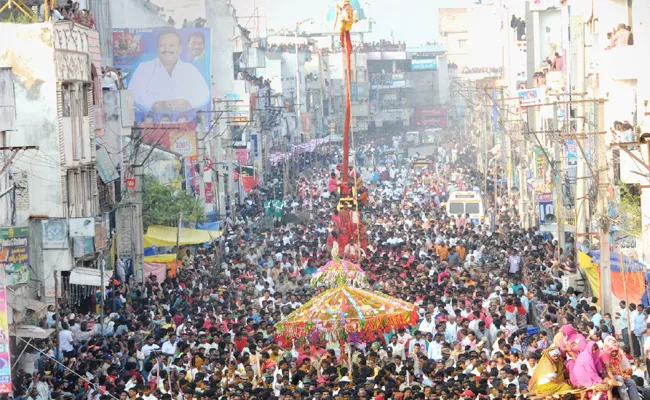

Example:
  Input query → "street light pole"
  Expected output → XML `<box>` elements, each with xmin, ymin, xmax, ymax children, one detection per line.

<box><xmin>295</xmin><ymin>23</ymin><xmax>302</xmax><ymax>137</ymax></box>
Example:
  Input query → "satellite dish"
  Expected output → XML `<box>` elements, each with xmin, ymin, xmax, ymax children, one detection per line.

<box><xmin>581</xmin><ymin>239</ymin><xmax>591</xmax><ymax>253</ymax></box>
<box><xmin>545</xmin><ymin>214</ymin><xmax>557</xmax><ymax>223</ymax></box>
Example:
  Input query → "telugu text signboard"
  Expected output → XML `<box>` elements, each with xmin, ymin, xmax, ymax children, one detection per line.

<box><xmin>411</xmin><ymin>58</ymin><xmax>438</xmax><ymax>71</ymax></box>
<box><xmin>0</xmin><ymin>227</ymin><xmax>29</xmax><ymax>285</ymax></box>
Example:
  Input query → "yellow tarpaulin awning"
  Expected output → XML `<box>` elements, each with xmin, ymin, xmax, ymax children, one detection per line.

<box><xmin>144</xmin><ymin>254</ymin><xmax>178</xmax><ymax>263</ymax></box>
<box><xmin>578</xmin><ymin>250</ymin><xmax>600</xmax><ymax>302</ymax></box>
<box><xmin>144</xmin><ymin>225</ymin><xmax>222</xmax><ymax>247</ymax></box>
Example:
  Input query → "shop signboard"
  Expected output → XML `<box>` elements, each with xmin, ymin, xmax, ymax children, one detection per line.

<box><xmin>0</xmin><ymin>227</ymin><xmax>29</xmax><ymax>285</ymax></box>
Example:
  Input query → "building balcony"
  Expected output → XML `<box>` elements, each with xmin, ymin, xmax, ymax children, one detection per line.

<box><xmin>602</xmin><ymin>45</ymin><xmax>639</xmax><ymax>80</ymax></box>
<box><xmin>366</xmin><ymin>51</ymin><xmax>408</xmax><ymax>61</ymax></box>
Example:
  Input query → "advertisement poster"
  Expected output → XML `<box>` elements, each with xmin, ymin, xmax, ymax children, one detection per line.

<box><xmin>169</xmin><ymin>132</ymin><xmax>197</xmax><ymax>158</ymax></box>
<box><xmin>42</xmin><ymin>219</ymin><xmax>68</xmax><ymax>249</ymax></box>
<box><xmin>566</xmin><ymin>139</ymin><xmax>578</xmax><ymax>166</ymax></box>
<box><xmin>204</xmin><ymin>182</ymin><xmax>213</xmax><ymax>203</ymax></box>
<box><xmin>251</xmin><ymin>134</ymin><xmax>259</xmax><ymax>157</ymax></box>
<box><xmin>0</xmin><ymin>227</ymin><xmax>29</xmax><ymax>285</ymax></box>
<box><xmin>0</xmin><ymin>287</ymin><xmax>11</xmax><ymax>393</ymax></box>
<box><xmin>94</xmin><ymin>220</ymin><xmax>108</xmax><ymax>250</ymax></box>
<box><xmin>301</xmin><ymin>113</ymin><xmax>313</xmax><ymax>135</ymax></box>
<box><xmin>517</xmin><ymin>88</ymin><xmax>541</xmax><ymax>107</ymax></box>
<box><xmin>537</xmin><ymin>193</ymin><xmax>555</xmax><ymax>225</ymax></box>
<box><xmin>535</xmin><ymin>149</ymin><xmax>547</xmax><ymax>179</ymax></box>
<box><xmin>112</xmin><ymin>28</ymin><xmax>211</xmax><ymax>125</ymax></box>
<box><xmin>234</xmin><ymin>148</ymin><xmax>249</xmax><ymax>165</ymax></box>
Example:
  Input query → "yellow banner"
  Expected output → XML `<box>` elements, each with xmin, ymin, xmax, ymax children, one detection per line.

<box><xmin>144</xmin><ymin>225</ymin><xmax>222</xmax><ymax>247</ymax></box>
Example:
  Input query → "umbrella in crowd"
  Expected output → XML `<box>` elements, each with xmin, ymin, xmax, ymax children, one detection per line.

<box><xmin>275</xmin><ymin>285</ymin><xmax>418</xmax><ymax>343</ymax></box>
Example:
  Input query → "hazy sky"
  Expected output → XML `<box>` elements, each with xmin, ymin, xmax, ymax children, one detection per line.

<box><xmin>260</xmin><ymin>0</ymin><xmax>476</xmax><ymax>45</ymax></box>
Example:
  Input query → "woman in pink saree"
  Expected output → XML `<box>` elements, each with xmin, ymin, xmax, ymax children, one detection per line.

<box><xmin>560</xmin><ymin>324</ymin><xmax>587</xmax><ymax>378</ymax></box>
<box><xmin>571</xmin><ymin>341</ymin><xmax>611</xmax><ymax>400</ymax></box>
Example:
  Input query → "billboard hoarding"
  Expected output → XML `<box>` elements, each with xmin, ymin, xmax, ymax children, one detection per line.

<box><xmin>415</xmin><ymin>107</ymin><xmax>448</xmax><ymax>127</ymax></box>
<box><xmin>0</xmin><ymin>227</ymin><xmax>29</xmax><ymax>285</ymax></box>
<box><xmin>112</xmin><ymin>28</ymin><xmax>211</xmax><ymax>126</ymax></box>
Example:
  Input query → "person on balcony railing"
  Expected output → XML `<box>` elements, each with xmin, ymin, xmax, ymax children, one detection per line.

<box><xmin>606</xmin><ymin>23</ymin><xmax>632</xmax><ymax>50</ymax></box>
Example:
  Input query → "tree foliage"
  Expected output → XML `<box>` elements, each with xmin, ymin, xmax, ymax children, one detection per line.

<box><xmin>142</xmin><ymin>174</ymin><xmax>205</xmax><ymax>229</ymax></box>
<box><xmin>618</xmin><ymin>183</ymin><xmax>642</xmax><ymax>239</ymax></box>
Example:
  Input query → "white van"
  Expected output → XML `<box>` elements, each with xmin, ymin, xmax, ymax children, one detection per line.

<box><xmin>447</xmin><ymin>191</ymin><xmax>484</xmax><ymax>225</ymax></box>
<box><xmin>405</xmin><ymin>131</ymin><xmax>421</xmax><ymax>146</ymax></box>
<box><xmin>422</xmin><ymin>128</ymin><xmax>442</xmax><ymax>144</ymax></box>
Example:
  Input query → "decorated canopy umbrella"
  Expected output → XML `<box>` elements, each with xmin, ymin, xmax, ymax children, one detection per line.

<box><xmin>310</xmin><ymin>258</ymin><xmax>368</xmax><ymax>288</ymax></box>
<box><xmin>275</xmin><ymin>285</ymin><xmax>418</xmax><ymax>343</ymax></box>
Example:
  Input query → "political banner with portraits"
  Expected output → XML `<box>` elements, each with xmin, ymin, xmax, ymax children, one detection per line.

<box><xmin>112</xmin><ymin>28</ymin><xmax>211</xmax><ymax>126</ymax></box>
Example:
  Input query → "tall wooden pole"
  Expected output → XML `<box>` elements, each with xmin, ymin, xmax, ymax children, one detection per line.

<box><xmin>54</xmin><ymin>271</ymin><xmax>59</xmax><ymax>358</ymax></box>
<box><xmin>342</xmin><ymin>46</ymin><xmax>352</xmax><ymax>186</ymax></box>
<box><xmin>176</xmin><ymin>207</ymin><xmax>182</xmax><ymax>262</ymax></box>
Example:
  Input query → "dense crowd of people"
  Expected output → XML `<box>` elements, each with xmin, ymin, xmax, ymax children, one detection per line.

<box><xmin>267</xmin><ymin>43</ymin><xmax>313</xmax><ymax>54</ymax></box>
<box><xmin>14</xmin><ymin>130</ymin><xmax>650</xmax><ymax>400</ymax></box>
<box><xmin>320</xmin><ymin>41</ymin><xmax>407</xmax><ymax>55</ymax></box>
<box><xmin>40</xmin><ymin>0</ymin><xmax>95</xmax><ymax>27</ymax></box>
<box><xmin>461</xmin><ymin>67</ymin><xmax>503</xmax><ymax>76</ymax></box>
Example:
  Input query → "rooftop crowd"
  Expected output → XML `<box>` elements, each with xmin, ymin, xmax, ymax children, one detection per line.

<box><xmin>13</xmin><ymin>130</ymin><xmax>650</xmax><ymax>400</ymax></box>
<box><xmin>39</xmin><ymin>0</ymin><xmax>95</xmax><ymax>27</ymax></box>
<box><xmin>320</xmin><ymin>41</ymin><xmax>407</xmax><ymax>54</ymax></box>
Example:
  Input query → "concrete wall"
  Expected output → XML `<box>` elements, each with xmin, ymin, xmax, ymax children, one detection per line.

<box><xmin>109</xmin><ymin>0</ymin><xmax>169</xmax><ymax>29</ymax></box>
<box><xmin>0</xmin><ymin>24</ymin><xmax>81</xmax><ymax>296</ymax></box>
<box><xmin>437</xmin><ymin>55</ymin><xmax>450</xmax><ymax>105</ymax></box>
<box><xmin>0</xmin><ymin>24</ymin><xmax>61</xmax><ymax>223</ymax></box>
<box><xmin>207</xmin><ymin>0</ymin><xmax>236</xmax><ymax>98</ymax></box>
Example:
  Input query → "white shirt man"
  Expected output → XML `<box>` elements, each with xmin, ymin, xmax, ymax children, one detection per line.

<box><xmin>508</xmin><ymin>253</ymin><xmax>521</xmax><ymax>274</ymax></box>
<box><xmin>142</xmin><ymin>338</ymin><xmax>160</xmax><ymax>358</ymax></box>
<box><xmin>418</xmin><ymin>314</ymin><xmax>436</xmax><ymax>334</ymax></box>
<box><xmin>59</xmin><ymin>328</ymin><xmax>74</xmax><ymax>353</ymax></box>
<box><xmin>162</xmin><ymin>335</ymin><xmax>178</xmax><ymax>356</ymax></box>
<box><xmin>128</xmin><ymin>31</ymin><xmax>209</xmax><ymax>112</ymax></box>
<box><xmin>427</xmin><ymin>335</ymin><xmax>443</xmax><ymax>361</ymax></box>
<box><xmin>102</xmin><ymin>69</ymin><xmax>119</xmax><ymax>90</ymax></box>
<box><xmin>388</xmin><ymin>338</ymin><xmax>405</xmax><ymax>359</ymax></box>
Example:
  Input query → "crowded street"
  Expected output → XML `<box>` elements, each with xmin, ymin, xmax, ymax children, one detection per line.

<box><xmin>5</xmin><ymin>129</ymin><xmax>648</xmax><ymax>400</ymax></box>
<box><xmin>2</xmin><ymin>0</ymin><xmax>650</xmax><ymax>399</ymax></box>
